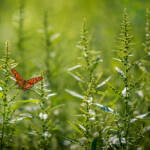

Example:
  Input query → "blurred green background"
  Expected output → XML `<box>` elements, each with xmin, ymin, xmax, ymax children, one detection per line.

<box><xmin>0</xmin><ymin>0</ymin><xmax>149</xmax><ymax>90</ymax></box>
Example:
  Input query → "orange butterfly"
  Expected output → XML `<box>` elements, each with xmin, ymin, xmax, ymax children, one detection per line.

<box><xmin>11</xmin><ymin>69</ymin><xmax>43</xmax><ymax>90</ymax></box>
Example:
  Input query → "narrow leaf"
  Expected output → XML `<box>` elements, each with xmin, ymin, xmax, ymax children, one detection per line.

<box><xmin>131</xmin><ymin>112</ymin><xmax>150</xmax><ymax>123</ymax></box>
<box><xmin>113</xmin><ymin>58</ymin><xmax>122</xmax><ymax>62</ymax></box>
<box><xmin>68</xmin><ymin>121</ymin><xmax>83</xmax><ymax>135</ymax></box>
<box><xmin>47</xmin><ymin>104</ymin><xmax>65</xmax><ymax>112</ymax></box>
<box><xmin>19</xmin><ymin>99</ymin><xmax>40</xmax><ymax>103</ymax></box>
<box><xmin>65</xmin><ymin>89</ymin><xmax>84</xmax><ymax>99</ymax></box>
<box><xmin>68</xmin><ymin>72</ymin><xmax>84</xmax><ymax>82</ymax></box>
<box><xmin>67</xmin><ymin>65</ymin><xmax>81</xmax><ymax>71</ymax></box>
<box><xmin>46</xmin><ymin>93</ymin><xmax>57</xmax><ymax>99</ymax></box>
<box><xmin>115</xmin><ymin>67</ymin><xmax>126</xmax><ymax>78</ymax></box>
<box><xmin>97</xmin><ymin>76</ymin><xmax>111</xmax><ymax>88</ymax></box>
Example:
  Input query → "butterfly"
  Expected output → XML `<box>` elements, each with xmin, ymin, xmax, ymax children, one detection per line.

<box><xmin>11</xmin><ymin>69</ymin><xmax>43</xmax><ymax>90</ymax></box>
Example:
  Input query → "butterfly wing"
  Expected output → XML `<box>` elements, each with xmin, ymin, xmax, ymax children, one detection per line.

<box><xmin>11</xmin><ymin>69</ymin><xmax>24</xmax><ymax>88</ymax></box>
<box><xmin>11</xmin><ymin>69</ymin><xmax>43</xmax><ymax>90</ymax></box>
<box><xmin>23</xmin><ymin>81</ymin><xmax>34</xmax><ymax>90</ymax></box>
<box><xmin>23</xmin><ymin>76</ymin><xmax>43</xmax><ymax>90</ymax></box>
<box><xmin>26</xmin><ymin>76</ymin><xmax>43</xmax><ymax>84</ymax></box>
<box><xmin>11</xmin><ymin>69</ymin><xmax>23</xmax><ymax>81</ymax></box>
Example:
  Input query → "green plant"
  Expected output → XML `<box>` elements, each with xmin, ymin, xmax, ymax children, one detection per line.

<box><xmin>28</xmin><ymin>72</ymin><xmax>64</xmax><ymax>149</ymax></box>
<box><xmin>66</xmin><ymin>20</ymin><xmax>116</xmax><ymax>150</ymax></box>
<box><xmin>135</xmin><ymin>8</ymin><xmax>150</xmax><ymax>149</ymax></box>
<box><xmin>110</xmin><ymin>9</ymin><xmax>145</xmax><ymax>150</ymax></box>
<box><xmin>0</xmin><ymin>42</ymin><xmax>18</xmax><ymax>149</ymax></box>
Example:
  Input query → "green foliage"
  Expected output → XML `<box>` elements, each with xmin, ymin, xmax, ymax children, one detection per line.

<box><xmin>111</xmin><ymin>9</ymin><xmax>146</xmax><ymax>150</ymax></box>
<box><xmin>66</xmin><ymin>20</ymin><xmax>116</xmax><ymax>150</ymax></box>
<box><xmin>0</xmin><ymin>42</ymin><xmax>18</xmax><ymax>149</ymax></box>
<box><xmin>34</xmin><ymin>75</ymin><xmax>55</xmax><ymax>149</ymax></box>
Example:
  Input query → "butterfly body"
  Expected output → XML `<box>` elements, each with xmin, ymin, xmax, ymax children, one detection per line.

<box><xmin>11</xmin><ymin>69</ymin><xmax>43</xmax><ymax>90</ymax></box>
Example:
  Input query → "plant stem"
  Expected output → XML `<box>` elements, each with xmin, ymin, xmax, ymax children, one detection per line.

<box><xmin>18</xmin><ymin>0</ymin><xmax>26</xmax><ymax>76</ymax></box>
<box><xmin>44</xmin><ymin>11</ymin><xmax>52</xmax><ymax>88</ymax></box>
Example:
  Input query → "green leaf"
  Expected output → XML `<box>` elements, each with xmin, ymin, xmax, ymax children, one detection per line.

<box><xmin>115</xmin><ymin>67</ymin><xmax>126</xmax><ymax>78</ymax></box>
<box><xmin>46</xmin><ymin>104</ymin><xmax>65</xmax><ymax>112</ymax></box>
<box><xmin>97</xmin><ymin>76</ymin><xmax>111</xmax><ymax>88</ymax></box>
<box><xmin>50</xmin><ymin>33</ymin><xmax>60</xmax><ymax>44</ymax></box>
<box><xmin>68</xmin><ymin>121</ymin><xmax>83</xmax><ymax>135</ymax></box>
<box><xmin>68</xmin><ymin>72</ymin><xmax>84</xmax><ymax>82</ymax></box>
<box><xmin>65</xmin><ymin>89</ymin><xmax>84</xmax><ymax>99</ymax></box>
<box><xmin>19</xmin><ymin>99</ymin><xmax>40</xmax><ymax>103</ymax></box>
<box><xmin>0</xmin><ymin>92</ymin><xmax>3</xmax><ymax>99</ymax></box>
<box><xmin>52</xmin><ymin>127</ymin><xmax>59</xmax><ymax>131</ymax></box>
<box><xmin>67</xmin><ymin>65</ymin><xmax>81</xmax><ymax>71</ymax></box>
<box><xmin>91</xmin><ymin>138</ymin><xmax>98</xmax><ymax>150</ymax></box>
<box><xmin>108</xmin><ymin>96</ymin><xmax>119</xmax><ymax>106</ymax></box>
<box><xmin>96</xmin><ymin>91</ymin><xmax>105</xmax><ymax>95</ymax></box>
<box><xmin>131</xmin><ymin>112</ymin><xmax>150</xmax><ymax>123</ymax></box>
<box><xmin>11</xmin><ymin>99</ymin><xmax>40</xmax><ymax>110</ymax></box>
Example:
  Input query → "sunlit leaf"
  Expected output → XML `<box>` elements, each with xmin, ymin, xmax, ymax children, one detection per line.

<box><xmin>93</xmin><ymin>90</ymin><xmax>104</xmax><ymax>95</ymax></box>
<box><xmin>19</xmin><ymin>99</ymin><xmax>40</xmax><ymax>103</ymax></box>
<box><xmin>0</xmin><ymin>92</ymin><xmax>3</xmax><ymax>99</ymax></box>
<box><xmin>113</xmin><ymin>57</ymin><xmax>122</xmax><ymax>62</ymax></box>
<box><xmin>97</xmin><ymin>76</ymin><xmax>112</xmax><ymax>88</ymax></box>
<box><xmin>78</xmin><ymin>124</ymin><xmax>86</xmax><ymax>131</ymax></box>
<box><xmin>46</xmin><ymin>93</ymin><xmax>57</xmax><ymax>99</ymax></box>
<box><xmin>68</xmin><ymin>72</ymin><xmax>84</xmax><ymax>82</ymax></box>
<box><xmin>65</xmin><ymin>89</ymin><xmax>84</xmax><ymax>99</ymax></box>
<box><xmin>131</xmin><ymin>112</ymin><xmax>150</xmax><ymax>123</ymax></box>
<box><xmin>11</xmin><ymin>99</ymin><xmax>40</xmax><ymax>110</ymax></box>
<box><xmin>10</xmin><ymin>114</ymin><xmax>33</xmax><ymax>123</ymax></box>
<box><xmin>67</xmin><ymin>65</ymin><xmax>81</xmax><ymax>71</ymax></box>
<box><xmin>115</xmin><ymin>67</ymin><xmax>126</xmax><ymax>78</ymax></box>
